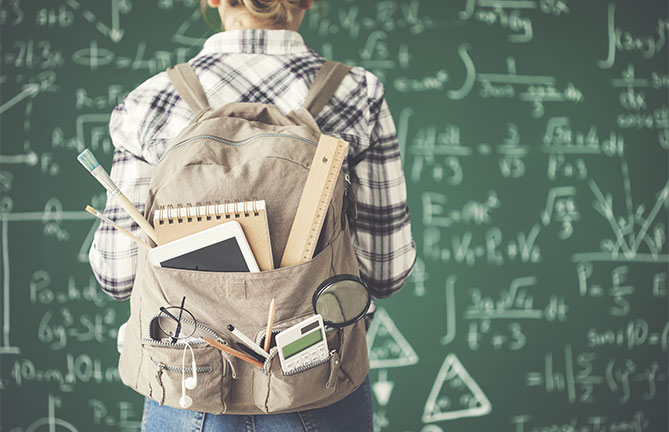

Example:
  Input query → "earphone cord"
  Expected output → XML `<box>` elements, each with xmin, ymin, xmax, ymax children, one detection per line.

<box><xmin>182</xmin><ymin>342</ymin><xmax>188</xmax><ymax>393</ymax></box>
<box><xmin>181</xmin><ymin>341</ymin><xmax>194</xmax><ymax>391</ymax></box>
<box><xmin>181</xmin><ymin>340</ymin><xmax>197</xmax><ymax>406</ymax></box>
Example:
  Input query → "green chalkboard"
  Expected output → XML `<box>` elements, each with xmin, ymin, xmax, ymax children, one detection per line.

<box><xmin>1</xmin><ymin>1</ymin><xmax>667</xmax><ymax>431</ymax></box>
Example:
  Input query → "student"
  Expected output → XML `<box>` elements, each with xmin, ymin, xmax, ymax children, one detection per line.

<box><xmin>89</xmin><ymin>0</ymin><xmax>416</xmax><ymax>430</ymax></box>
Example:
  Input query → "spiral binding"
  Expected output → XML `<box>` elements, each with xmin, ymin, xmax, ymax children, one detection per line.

<box><xmin>176</xmin><ymin>204</ymin><xmax>183</xmax><ymax>223</ymax></box>
<box><xmin>214</xmin><ymin>201</ymin><xmax>222</xmax><ymax>219</ymax></box>
<box><xmin>185</xmin><ymin>203</ymin><xmax>193</xmax><ymax>222</ymax></box>
<box><xmin>156</xmin><ymin>199</ymin><xmax>261</xmax><ymax>225</ymax></box>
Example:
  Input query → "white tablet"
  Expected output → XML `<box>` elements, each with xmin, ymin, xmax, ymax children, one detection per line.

<box><xmin>149</xmin><ymin>221</ymin><xmax>260</xmax><ymax>272</ymax></box>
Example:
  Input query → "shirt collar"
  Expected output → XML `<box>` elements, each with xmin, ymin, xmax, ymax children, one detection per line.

<box><xmin>200</xmin><ymin>29</ymin><xmax>312</xmax><ymax>55</ymax></box>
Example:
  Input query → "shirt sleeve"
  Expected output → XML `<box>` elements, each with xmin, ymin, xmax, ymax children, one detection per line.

<box><xmin>88</xmin><ymin>103</ymin><xmax>154</xmax><ymax>301</ymax></box>
<box><xmin>347</xmin><ymin>73</ymin><xmax>417</xmax><ymax>299</ymax></box>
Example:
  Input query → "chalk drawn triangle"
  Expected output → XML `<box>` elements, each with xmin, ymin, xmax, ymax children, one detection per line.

<box><xmin>422</xmin><ymin>354</ymin><xmax>491</xmax><ymax>423</ymax></box>
<box><xmin>367</xmin><ymin>308</ymin><xmax>419</xmax><ymax>368</ymax></box>
<box><xmin>78</xmin><ymin>220</ymin><xmax>99</xmax><ymax>262</ymax></box>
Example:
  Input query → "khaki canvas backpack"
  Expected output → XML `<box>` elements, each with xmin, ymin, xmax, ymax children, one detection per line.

<box><xmin>117</xmin><ymin>61</ymin><xmax>370</xmax><ymax>414</ymax></box>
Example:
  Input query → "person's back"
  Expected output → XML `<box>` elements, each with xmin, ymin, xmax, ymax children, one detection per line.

<box><xmin>89</xmin><ymin>0</ymin><xmax>415</xmax><ymax>430</ymax></box>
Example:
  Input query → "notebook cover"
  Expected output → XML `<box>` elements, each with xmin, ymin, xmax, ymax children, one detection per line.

<box><xmin>153</xmin><ymin>201</ymin><xmax>274</xmax><ymax>271</ymax></box>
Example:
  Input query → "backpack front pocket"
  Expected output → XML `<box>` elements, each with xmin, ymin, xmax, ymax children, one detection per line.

<box><xmin>142</xmin><ymin>341</ymin><xmax>235</xmax><ymax>414</ymax></box>
<box><xmin>266</xmin><ymin>350</ymin><xmax>340</xmax><ymax>413</ymax></box>
<box><xmin>252</xmin><ymin>324</ymin><xmax>343</xmax><ymax>413</ymax></box>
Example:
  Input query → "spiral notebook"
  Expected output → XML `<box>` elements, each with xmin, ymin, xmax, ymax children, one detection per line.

<box><xmin>153</xmin><ymin>199</ymin><xmax>274</xmax><ymax>271</ymax></box>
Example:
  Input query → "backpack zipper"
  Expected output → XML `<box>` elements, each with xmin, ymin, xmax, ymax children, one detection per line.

<box><xmin>160</xmin><ymin>133</ymin><xmax>319</xmax><ymax>163</ymax></box>
<box><xmin>143</xmin><ymin>314</ymin><xmax>221</xmax><ymax>347</ymax></box>
<box><xmin>150</xmin><ymin>357</ymin><xmax>213</xmax><ymax>374</ymax></box>
<box><xmin>145</xmin><ymin>316</ymin><xmax>232</xmax><ymax>377</ymax></box>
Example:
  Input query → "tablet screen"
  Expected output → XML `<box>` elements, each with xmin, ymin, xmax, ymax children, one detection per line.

<box><xmin>160</xmin><ymin>237</ymin><xmax>251</xmax><ymax>272</ymax></box>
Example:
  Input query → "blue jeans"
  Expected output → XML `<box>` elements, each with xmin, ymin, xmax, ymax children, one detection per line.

<box><xmin>141</xmin><ymin>375</ymin><xmax>373</xmax><ymax>432</ymax></box>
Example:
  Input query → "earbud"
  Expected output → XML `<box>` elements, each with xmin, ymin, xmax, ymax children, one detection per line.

<box><xmin>185</xmin><ymin>371</ymin><xmax>197</xmax><ymax>390</ymax></box>
<box><xmin>180</xmin><ymin>342</ymin><xmax>197</xmax><ymax>408</ymax></box>
<box><xmin>179</xmin><ymin>395</ymin><xmax>193</xmax><ymax>409</ymax></box>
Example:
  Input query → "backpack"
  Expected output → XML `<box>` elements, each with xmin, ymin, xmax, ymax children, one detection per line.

<box><xmin>117</xmin><ymin>60</ymin><xmax>370</xmax><ymax>414</ymax></box>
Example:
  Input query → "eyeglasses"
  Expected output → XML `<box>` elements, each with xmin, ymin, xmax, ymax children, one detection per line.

<box><xmin>157</xmin><ymin>297</ymin><xmax>197</xmax><ymax>343</ymax></box>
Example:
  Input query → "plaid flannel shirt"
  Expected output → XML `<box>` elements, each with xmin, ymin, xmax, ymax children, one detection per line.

<box><xmin>89</xmin><ymin>29</ymin><xmax>416</xmax><ymax>301</ymax></box>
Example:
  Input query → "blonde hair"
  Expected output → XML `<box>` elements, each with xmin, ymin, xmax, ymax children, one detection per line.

<box><xmin>201</xmin><ymin>0</ymin><xmax>304</xmax><ymax>28</ymax></box>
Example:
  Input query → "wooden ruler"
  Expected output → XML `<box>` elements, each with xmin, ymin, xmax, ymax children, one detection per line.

<box><xmin>280</xmin><ymin>135</ymin><xmax>349</xmax><ymax>267</ymax></box>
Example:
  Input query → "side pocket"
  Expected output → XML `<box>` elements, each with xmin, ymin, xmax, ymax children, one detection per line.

<box><xmin>253</xmin><ymin>328</ymin><xmax>342</xmax><ymax>413</ymax></box>
<box><xmin>143</xmin><ymin>341</ymin><xmax>234</xmax><ymax>414</ymax></box>
<box><xmin>264</xmin><ymin>350</ymin><xmax>340</xmax><ymax>413</ymax></box>
<box><xmin>336</xmin><ymin>320</ymin><xmax>369</xmax><ymax>388</ymax></box>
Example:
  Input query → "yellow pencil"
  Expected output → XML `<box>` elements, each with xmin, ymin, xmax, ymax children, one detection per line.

<box><xmin>85</xmin><ymin>205</ymin><xmax>153</xmax><ymax>250</ymax></box>
<box><xmin>202</xmin><ymin>337</ymin><xmax>264</xmax><ymax>369</ymax></box>
<box><xmin>264</xmin><ymin>297</ymin><xmax>276</xmax><ymax>352</ymax></box>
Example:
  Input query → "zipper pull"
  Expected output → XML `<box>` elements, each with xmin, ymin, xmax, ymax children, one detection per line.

<box><xmin>215</xmin><ymin>337</ymin><xmax>238</xmax><ymax>378</ymax></box>
<box><xmin>342</xmin><ymin>182</ymin><xmax>349</xmax><ymax>230</ymax></box>
<box><xmin>156</xmin><ymin>363</ymin><xmax>167</xmax><ymax>405</ymax></box>
<box><xmin>326</xmin><ymin>350</ymin><xmax>340</xmax><ymax>389</ymax></box>
<box><xmin>343</xmin><ymin>174</ymin><xmax>358</xmax><ymax>221</ymax></box>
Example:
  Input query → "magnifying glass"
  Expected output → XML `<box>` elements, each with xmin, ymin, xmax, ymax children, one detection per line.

<box><xmin>312</xmin><ymin>274</ymin><xmax>371</xmax><ymax>327</ymax></box>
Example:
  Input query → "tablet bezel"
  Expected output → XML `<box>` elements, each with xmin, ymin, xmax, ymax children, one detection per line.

<box><xmin>148</xmin><ymin>220</ymin><xmax>260</xmax><ymax>272</ymax></box>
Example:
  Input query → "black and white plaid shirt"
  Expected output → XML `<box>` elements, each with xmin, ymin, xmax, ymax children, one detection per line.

<box><xmin>89</xmin><ymin>29</ymin><xmax>416</xmax><ymax>301</ymax></box>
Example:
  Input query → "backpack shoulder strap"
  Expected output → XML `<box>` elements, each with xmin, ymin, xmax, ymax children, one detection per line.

<box><xmin>303</xmin><ymin>61</ymin><xmax>352</xmax><ymax>118</ymax></box>
<box><xmin>166</xmin><ymin>63</ymin><xmax>210</xmax><ymax>114</ymax></box>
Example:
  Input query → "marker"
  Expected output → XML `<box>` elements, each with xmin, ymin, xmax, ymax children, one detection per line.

<box><xmin>78</xmin><ymin>149</ymin><xmax>157</xmax><ymax>243</ymax></box>
<box><xmin>227</xmin><ymin>324</ymin><xmax>269</xmax><ymax>359</ymax></box>
<box><xmin>201</xmin><ymin>337</ymin><xmax>264</xmax><ymax>369</ymax></box>
<box><xmin>233</xmin><ymin>341</ymin><xmax>268</xmax><ymax>364</ymax></box>
<box><xmin>263</xmin><ymin>297</ymin><xmax>276</xmax><ymax>352</ymax></box>
<box><xmin>85</xmin><ymin>206</ymin><xmax>152</xmax><ymax>251</ymax></box>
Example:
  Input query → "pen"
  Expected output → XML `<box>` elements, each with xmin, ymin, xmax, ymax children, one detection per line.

<box><xmin>201</xmin><ymin>337</ymin><xmax>264</xmax><ymax>369</ymax></box>
<box><xmin>85</xmin><ymin>205</ymin><xmax>153</xmax><ymax>250</ymax></box>
<box><xmin>227</xmin><ymin>324</ymin><xmax>269</xmax><ymax>359</ymax></box>
<box><xmin>78</xmin><ymin>149</ymin><xmax>157</xmax><ymax>243</ymax></box>
<box><xmin>263</xmin><ymin>297</ymin><xmax>276</xmax><ymax>352</ymax></box>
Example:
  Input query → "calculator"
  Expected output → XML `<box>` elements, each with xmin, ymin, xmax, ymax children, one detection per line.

<box><xmin>275</xmin><ymin>314</ymin><xmax>329</xmax><ymax>374</ymax></box>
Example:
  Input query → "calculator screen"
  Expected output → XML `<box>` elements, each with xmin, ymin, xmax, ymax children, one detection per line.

<box><xmin>282</xmin><ymin>330</ymin><xmax>323</xmax><ymax>359</ymax></box>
